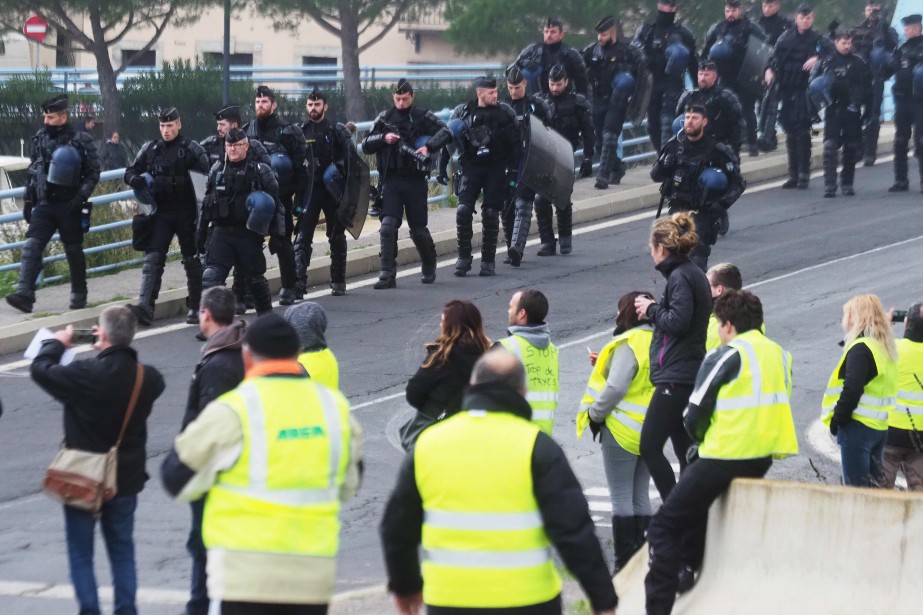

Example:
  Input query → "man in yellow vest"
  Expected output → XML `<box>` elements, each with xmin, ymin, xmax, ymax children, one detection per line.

<box><xmin>644</xmin><ymin>290</ymin><xmax>797</xmax><ymax>615</ymax></box>
<box><xmin>882</xmin><ymin>302</ymin><xmax>923</xmax><ymax>491</ymax></box>
<box><xmin>380</xmin><ymin>349</ymin><xmax>617</xmax><ymax>615</ymax></box>
<box><xmin>497</xmin><ymin>289</ymin><xmax>560</xmax><ymax>434</ymax></box>
<box><xmin>161</xmin><ymin>313</ymin><xmax>363</xmax><ymax>614</ymax></box>
<box><xmin>705</xmin><ymin>262</ymin><xmax>742</xmax><ymax>351</ymax></box>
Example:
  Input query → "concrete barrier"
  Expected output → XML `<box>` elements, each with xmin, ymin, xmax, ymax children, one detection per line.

<box><xmin>614</xmin><ymin>478</ymin><xmax>923</xmax><ymax>614</ymax></box>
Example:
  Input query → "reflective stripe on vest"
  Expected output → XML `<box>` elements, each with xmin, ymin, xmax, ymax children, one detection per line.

<box><xmin>891</xmin><ymin>338</ymin><xmax>923</xmax><ymax>430</ymax></box>
<box><xmin>499</xmin><ymin>336</ymin><xmax>560</xmax><ymax>435</ymax></box>
<box><xmin>415</xmin><ymin>411</ymin><xmax>561</xmax><ymax>608</ymax></box>
<box><xmin>820</xmin><ymin>337</ymin><xmax>898</xmax><ymax>431</ymax></box>
<box><xmin>203</xmin><ymin>378</ymin><xmax>350</xmax><ymax>558</ymax></box>
<box><xmin>698</xmin><ymin>330</ymin><xmax>799</xmax><ymax>460</ymax></box>
<box><xmin>576</xmin><ymin>327</ymin><xmax>654</xmax><ymax>455</ymax></box>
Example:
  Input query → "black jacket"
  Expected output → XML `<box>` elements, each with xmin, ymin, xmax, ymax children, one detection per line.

<box><xmin>831</xmin><ymin>339</ymin><xmax>878</xmax><ymax>427</ymax></box>
<box><xmin>182</xmin><ymin>320</ymin><xmax>246</xmax><ymax>430</ymax></box>
<box><xmin>405</xmin><ymin>343</ymin><xmax>484</xmax><ymax>420</ymax></box>
<box><xmin>676</xmin><ymin>85</ymin><xmax>746</xmax><ymax>152</ymax></box>
<box><xmin>31</xmin><ymin>341</ymin><xmax>166</xmax><ymax>496</ymax></box>
<box><xmin>516</xmin><ymin>41</ymin><xmax>589</xmax><ymax>97</ymax></box>
<box><xmin>811</xmin><ymin>51</ymin><xmax>871</xmax><ymax>110</ymax></box>
<box><xmin>769</xmin><ymin>27</ymin><xmax>830</xmax><ymax>89</ymax></box>
<box><xmin>758</xmin><ymin>13</ymin><xmax>794</xmax><ymax>47</ymax></box>
<box><xmin>380</xmin><ymin>382</ymin><xmax>619</xmax><ymax>613</ymax></box>
<box><xmin>684</xmin><ymin>343</ymin><xmax>742</xmax><ymax>442</ymax></box>
<box><xmin>703</xmin><ymin>17</ymin><xmax>767</xmax><ymax>87</ymax></box>
<box><xmin>646</xmin><ymin>254</ymin><xmax>712</xmax><ymax>385</ymax></box>
<box><xmin>100</xmin><ymin>140</ymin><xmax>128</xmax><ymax>171</ymax></box>
<box><xmin>651</xmin><ymin>132</ymin><xmax>745</xmax><ymax>210</ymax></box>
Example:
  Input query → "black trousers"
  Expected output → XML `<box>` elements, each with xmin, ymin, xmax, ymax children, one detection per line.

<box><xmin>381</xmin><ymin>174</ymin><xmax>429</xmax><ymax>231</ymax></box>
<box><xmin>23</xmin><ymin>202</ymin><xmax>85</xmax><ymax>293</ymax></box>
<box><xmin>147</xmin><ymin>210</ymin><xmax>198</xmax><ymax>259</ymax></box>
<box><xmin>648</xmin><ymin>82</ymin><xmax>684</xmax><ymax>153</ymax></box>
<box><xmin>778</xmin><ymin>87</ymin><xmax>812</xmax><ymax>133</ymax></box>
<box><xmin>457</xmin><ymin>162</ymin><xmax>507</xmax><ymax>210</ymax></box>
<box><xmin>428</xmin><ymin>595</ymin><xmax>562</xmax><ymax>615</ymax></box>
<box><xmin>644</xmin><ymin>457</ymin><xmax>772</xmax><ymax>615</ymax></box>
<box><xmin>639</xmin><ymin>383</ymin><xmax>695</xmax><ymax>502</ymax></box>
<box><xmin>295</xmin><ymin>182</ymin><xmax>347</xmax><ymax>282</ymax></box>
<box><xmin>220</xmin><ymin>602</ymin><xmax>327</xmax><ymax>615</ymax></box>
<box><xmin>893</xmin><ymin>98</ymin><xmax>923</xmax><ymax>183</ymax></box>
<box><xmin>593</xmin><ymin>99</ymin><xmax>627</xmax><ymax>143</ymax></box>
<box><xmin>823</xmin><ymin>107</ymin><xmax>862</xmax><ymax>188</ymax></box>
<box><xmin>204</xmin><ymin>226</ymin><xmax>267</xmax><ymax>283</ymax></box>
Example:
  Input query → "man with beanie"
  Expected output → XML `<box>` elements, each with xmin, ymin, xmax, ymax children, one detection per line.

<box><xmin>381</xmin><ymin>349</ymin><xmax>617</xmax><ymax>615</ymax></box>
<box><xmin>162</xmin><ymin>313</ymin><xmax>363</xmax><ymax>615</ymax></box>
<box><xmin>285</xmin><ymin>302</ymin><xmax>340</xmax><ymax>390</ymax></box>
<box><xmin>179</xmin><ymin>286</ymin><xmax>246</xmax><ymax>615</ymax></box>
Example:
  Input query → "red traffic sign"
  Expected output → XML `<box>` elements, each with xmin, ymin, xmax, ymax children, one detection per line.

<box><xmin>23</xmin><ymin>15</ymin><xmax>48</xmax><ymax>43</ymax></box>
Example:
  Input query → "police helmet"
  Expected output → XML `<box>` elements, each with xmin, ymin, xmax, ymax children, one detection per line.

<box><xmin>672</xmin><ymin>114</ymin><xmax>685</xmax><ymax>135</ymax></box>
<box><xmin>611</xmin><ymin>72</ymin><xmax>636</xmax><ymax>97</ymax></box>
<box><xmin>270</xmin><ymin>152</ymin><xmax>293</xmax><ymax>193</ymax></box>
<box><xmin>322</xmin><ymin>163</ymin><xmax>346</xmax><ymax>203</ymax></box>
<box><xmin>133</xmin><ymin>172</ymin><xmax>157</xmax><ymax>216</ymax></box>
<box><xmin>708</xmin><ymin>40</ymin><xmax>734</xmax><ymax>62</ymax></box>
<box><xmin>47</xmin><ymin>145</ymin><xmax>82</xmax><ymax>188</ymax></box>
<box><xmin>807</xmin><ymin>75</ymin><xmax>833</xmax><ymax>112</ymax></box>
<box><xmin>665</xmin><ymin>42</ymin><xmax>690</xmax><ymax>77</ymax></box>
<box><xmin>413</xmin><ymin>135</ymin><xmax>430</xmax><ymax>150</ymax></box>
<box><xmin>698</xmin><ymin>167</ymin><xmax>729</xmax><ymax>195</ymax></box>
<box><xmin>869</xmin><ymin>45</ymin><xmax>890</xmax><ymax>73</ymax></box>
<box><xmin>518</xmin><ymin>60</ymin><xmax>543</xmax><ymax>94</ymax></box>
<box><xmin>245</xmin><ymin>191</ymin><xmax>276</xmax><ymax>235</ymax></box>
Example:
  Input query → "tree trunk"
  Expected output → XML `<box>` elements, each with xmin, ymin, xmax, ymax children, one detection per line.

<box><xmin>338</xmin><ymin>6</ymin><xmax>365</xmax><ymax>122</ymax></box>
<box><xmin>94</xmin><ymin>49</ymin><xmax>121</xmax><ymax>134</ymax></box>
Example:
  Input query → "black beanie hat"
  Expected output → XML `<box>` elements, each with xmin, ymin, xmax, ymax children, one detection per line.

<box><xmin>245</xmin><ymin>313</ymin><xmax>300</xmax><ymax>359</ymax></box>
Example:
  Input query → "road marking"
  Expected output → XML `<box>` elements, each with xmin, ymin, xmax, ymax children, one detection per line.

<box><xmin>585</xmin><ymin>464</ymin><xmax>680</xmax><ymax>526</ymax></box>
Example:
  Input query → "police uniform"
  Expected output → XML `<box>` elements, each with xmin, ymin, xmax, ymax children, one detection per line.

<box><xmin>515</xmin><ymin>18</ymin><xmax>589</xmax><ymax>97</ymax></box>
<box><xmin>537</xmin><ymin>66</ymin><xmax>595</xmax><ymax>256</ymax></box>
<box><xmin>851</xmin><ymin>10</ymin><xmax>899</xmax><ymax>165</ymax></box>
<box><xmin>676</xmin><ymin>65</ymin><xmax>747</xmax><ymax>154</ymax></box>
<box><xmin>199</xmin><ymin>129</ymin><xmax>277</xmax><ymax>315</ymax></box>
<box><xmin>650</xmin><ymin>116</ymin><xmax>745</xmax><ymax>270</ymax></box>
<box><xmin>6</xmin><ymin>95</ymin><xmax>100</xmax><ymax>314</ymax></box>
<box><xmin>811</xmin><ymin>44</ymin><xmax>871</xmax><ymax>196</ymax></box>
<box><xmin>767</xmin><ymin>13</ymin><xmax>830</xmax><ymax>189</ymax></box>
<box><xmin>702</xmin><ymin>2</ymin><xmax>767</xmax><ymax>155</ymax></box>
<box><xmin>361</xmin><ymin>79</ymin><xmax>452</xmax><ymax>289</ymax></box>
<box><xmin>756</xmin><ymin>7</ymin><xmax>794</xmax><ymax>150</ymax></box>
<box><xmin>885</xmin><ymin>15</ymin><xmax>923</xmax><ymax>192</ymax></box>
<box><xmin>583</xmin><ymin>15</ymin><xmax>647</xmax><ymax>189</ymax></box>
<box><xmin>632</xmin><ymin>1</ymin><xmax>699</xmax><ymax>153</ymax></box>
<box><xmin>125</xmin><ymin>107</ymin><xmax>209</xmax><ymax>326</ymax></box>
<box><xmin>241</xmin><ymin>86</ymin><xmax>308</xmax><ymax>304</ymax></box>
<box><xmin>501</xmin><ymin>67</ymin><xmax>553</xmax><ymax>267</ymax></box>
<box><xmin>645</xmin><ymin>326</ymin><xmax>798</xmax><ymax>615</ymax></box>
<box><xmin>450</xmin><ymin>79</ymin><xmax>521</xmax><ymax>277</ymax></box>
<box><xmin>297</xmin><ymin>91</ymin><xmax>354</xmax><ymax>296</ymax></box>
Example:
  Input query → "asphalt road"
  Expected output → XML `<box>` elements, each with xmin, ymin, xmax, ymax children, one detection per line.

<box><xmin>0</xmin><ymin>160</ymin><xmax>921</xmax><ymax>612</ymax></box>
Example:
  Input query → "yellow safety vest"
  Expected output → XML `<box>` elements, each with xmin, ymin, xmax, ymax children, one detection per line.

<box><xmin>697</xmin><ymin>329</ymin><xmax>798</xmax><ymax>460</ymax></box>
<box><xmin>415</xmin><ymin>410</ymin><xmax>561</xmax><ymax>608</ymax></box>
<box><xmin>890</xmin><ymin>338</ymin><xmax>923</xmax><ymax>430</ymax></box>
<box><xmin>821</xmin><ymin>337</ymin><xmax>898</xmax><ymax>431</ymax></box>
<box><xmin>576</xmin><ymin>327</ymin><xmax>654</xmax><ymax>455</ymax></box>
<box><xmin>707</xmin><ymin>314</ymin><xmax>765</xmax><ymax>352</ymax></box>
<box><xmin>203</xmin><ymin>376</ymin><xmax>351</xmax><ymax>558</ymax></box>
<box><xmin>298</xmin><ymin>348</ymin><xmax>340</xmax><ymax>391</ymax></box>
<box><xmin>499</xmin><ymin>336</ymin><xmax>560</xmax><ymax>435</ymax></box>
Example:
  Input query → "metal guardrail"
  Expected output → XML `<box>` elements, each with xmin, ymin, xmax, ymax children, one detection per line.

<box><xmin>0</xmin><ymin>112</ymin><xmax>654</xmax><ymax>287</ymax></box>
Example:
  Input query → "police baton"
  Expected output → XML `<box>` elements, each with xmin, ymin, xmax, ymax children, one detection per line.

<box><xmin>655</xmin><ymin>193</ymin><xmax>666</xmax><ymax>219</ymax></box>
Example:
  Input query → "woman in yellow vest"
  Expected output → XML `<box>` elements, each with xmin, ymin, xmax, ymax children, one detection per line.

<box><xmin>821</xmin><ymin>294</ymin><xmax>899</xmax><ymax>487</ymax></box>
<box><xmin>284</xmin><ymin>301</ymin><xmax>339</xmax><ymax>390</ymax></box>
<box><xmin>882</xmin><ymin>302</ymin><xmax>923</xmax><ymax>491</ymax></box>
<box><xmin>577</xmin><ymin>290</ymin><xmax>656</xmax><ymax>571</ymax></box>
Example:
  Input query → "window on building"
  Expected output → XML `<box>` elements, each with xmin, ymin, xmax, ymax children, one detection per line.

<box><xmin>121</xmin><ymin>49</ymin><xmax>157</xmax><ymax>68</ymax></box>
<box><xmin>302</xmin><ymin>56</ymin><xmax>337</xmax><ymax>89</ymax></box>
<box><xmin>203</xmin><ymin>52</ymin><xmax>254</xmax><ymax>79</ymax></box>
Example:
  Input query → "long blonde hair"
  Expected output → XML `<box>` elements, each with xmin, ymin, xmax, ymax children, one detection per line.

<box><xmin>842</xmin><ymin>294</ymin><xmax>898</xmax><ymax>362</ymax></box>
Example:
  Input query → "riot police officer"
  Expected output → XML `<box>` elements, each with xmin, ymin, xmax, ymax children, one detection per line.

<box><xmin>810</xmin><ymin>29</ymin><xmax>871</xmax><ymax>197</ymax></box>
<box><xmin>756</xmin><ymin>0</ymin><xmax>795</xmax><ymax>152</ymax></box>
<box><xmin>583</xmin><ymin>15</ymin><xmax>647</xmax><ymax>190</ymax></box>
<box><xmin>296</xmin><ymin>89</ymin><xmax>353</xmax><ymax>296</ymax></box>
<box><xmin>851</xmin><ymin>1</ymin><xmax>899</xmax><ymax>166</ymax></box>
<box><xmin>633</xmin><ymin>0</ymin><xmax>699</xmax><ymax>153</ymax></box>
<box><xmin>515</xmin><ymin>18</ymin><xmax>589</xmax><ymax>97</ymax></box>
<box><xmin>885</xmin><ymin>14</ymin><xmax>923</xmax><ymax>192</ymax></box>
<box><xmin>199</xmin><ymin>128</ymin><xmax>277</xmax><ymax>315</ymax></box>
<box><xmin>361</xmin><ymin>79</ymin><xmax>452</xmax><ymax>289</ymax></box>
<box><xmin>536</xmin><ymin>65</ymin><xmax>595</xmax><ymax>256</ymax></box>
<box><xmin>651</xmin><ymin>104</ymin><xmax>745</xmax><ymax>270</ymax></box>
<box><xmin>676</xmin><ymin>60</ymin><xmax>747</xmax><ymax>154</ymax></box>
<box><xmin>501</xmin><ymin>65</ymin><xmax>552</xmax><ymax>267</ymax></box>
<box><xmin>703</xmin><ymin>0</ymin><xmax>767</xmax><ymax>157</ymax></box>
<box><xmin>765</xmin><ymin>4</ymin><xmax>829</xmax><ymax>189</ymax></box>
<box><xmin>242</xmin><ymin>85</ymin><xmax>307</xmax><ymax>305</ymax></box>
<box><xmin>125</xmin><ymin>107</ymin><xmax>209</xmax><ymax>326</ymax></box>
<box><xmin>448</xmin><ymin>77</ymin><xmax>520</xmax><ymax>277</ymax></box>
<box><xmin>6</xmin><ymin>95</ymin><xmax>99</xmax><ymax>314</ymax></box>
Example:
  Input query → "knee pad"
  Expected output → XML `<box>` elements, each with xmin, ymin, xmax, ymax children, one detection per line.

<box><xmin>533</xmin><ymin>197</ymin><xmax>552</xmax><ymax>215</ymax></box>
<box><xmin>23</xmin><ymin>237</ymin><xmax>44</xmax><ymax>254</ymax></box>
<box><xmin>456</xmin><ymin>202</ymin><xmax>475</xmax><ymax>221</ymax></box>
<box><xmin>409</xmin><ymin>228</ymin><xmax>432</xmax><ymax>242</ymax></box>
<box><xmin>380</xmin><ymin>215</ymin><xmax>400</xmax><ymax>237</ymax></box>
<box><xmin>823</xmin><ymin>139</ymin><xmax>839</xmax><ymax>153</ymax></box>
<box><xmin>142</xmin><ymin>251</ymin><xmax>166</xmax><ymax>273</ymax></box>
<box><xmin>202</xmin><ymin>266</ymin><xmax>227</xmax><ymax>289</ymax></box>
<box><xmin>602</xmin><ymin>131</ymin><xmax>620</xmax><ymax>148</ymax></box>
<box><xmin>482</xmin><ymin>208</ymin><xmax>499</xmax><ymax>224</ymax></box>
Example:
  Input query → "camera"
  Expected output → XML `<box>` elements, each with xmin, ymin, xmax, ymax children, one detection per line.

<box><xmin>892</xmin><ymin>310</ymin><xmax>908</xmax><ymax>323</ymax></box>
<box><xmin>72</xmin><ymin>328</ymin><xmax>98</xmax><ymax>345</ymax></box>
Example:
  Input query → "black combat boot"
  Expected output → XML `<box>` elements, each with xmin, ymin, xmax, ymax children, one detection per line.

<box><xmin>410</xmin><ymin>229</ymin><xmax>437</xmax><ymax>284</ymax></box>
<box><xmin>127</xmin><ymin>251</ymin><xmax>165</xmax><ymax>326</ymax></box>
<box><xmin>890</xmin><ymin>137</ymin><xmax>910</xmax><ymax>191</ymax></box>
<box><xmin>183</xmin><ymin>256</ymin><xmax>203</xmax><ymax>323</ymax></box>
<box><xmin>330</xmin><ymin>233</ymin><xmax>347</xmax><ymax>296</ymax></box>
<box><xmin>508</xmin><ymin>196</ymin><xmax>533</xmax><ymax>268</ymax></box>
<box><xmin>613</xmin><ymin>516</ymin><xmax>637</xmax><ymax>573</ymax></box>
<box><xmin>294</xmin><ymin>242</ymin><xmax>313</xmax><ymax>300</ymax></box>
<box><xmin>248</xmin><ymin>276</ymin><xmax>274</xmax><ymax>315</ymax></box>
<box><xmin>822</xmin><ymin>140</ymin><xmax>838</xmax><ymax>198</ymax></box>
<box><xmin>781</xmin><ymin>136</ymin><xmax>799</xmax><ymax>188</ymax></box>
<box><xmin>374</xmin><ymin>216</ymin><xmax>399</xmax><ymax>289</ymax></box>
<box><xmin>797</xmin><ymin>131</ymin><xmax>811</xmax><ymax>189</ymax></box>
<box><xmin>454</xmin><ymin>203</ymin><xmax>474</xmax><ymax>276</ymax></box>
<box><xmin>479</xmin><ymin>209</ymin><xmax>499</xmax><ymax>277</ymax></box>
<box><xmin>5</xmin><ymin>237</ymin><xmax>44</xmax><ymax>313</ymax></box>
<box><xmin>557</xmin><ymin>204</ymin><xmax>573</xmax><ymax>255</ymax></box>
<box><xmin>840</xmin><ymin>142</ymin><xmax>858</xmax><ymax>196</ymax></box>
<box><xmin>64</xmin><ymin>243</ymin><xmax>88</xmax><ymax>310</ymax></box>
<box><xmin>535</xmin><ymin>199</ymin><xmax>556</xmax><ymax>256</ymax></box>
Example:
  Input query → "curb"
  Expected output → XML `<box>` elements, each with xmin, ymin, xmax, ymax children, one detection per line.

<box><xmin>0</xmin><ymin>137</ymin><xmax>884</xmax><ymax>356</ymax></box>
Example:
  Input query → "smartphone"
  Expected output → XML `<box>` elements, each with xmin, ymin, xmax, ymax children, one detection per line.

<box><xmin>72</xmin><ymin>329</ymin><xmax>98</xmax><ymax>345</ymax></box>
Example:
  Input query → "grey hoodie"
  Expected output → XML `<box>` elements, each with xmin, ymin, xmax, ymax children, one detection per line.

<box><xmin>284</xmin><ymin>302</ymin><xmax>328</xmax><ymax>352</ymax></box>
<box><xmin>505</xmin><ymin>323</ymin><xmax>553</xmax><ymax>349</ymax></box>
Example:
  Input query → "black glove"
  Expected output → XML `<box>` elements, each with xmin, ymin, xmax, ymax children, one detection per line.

<box><xmin>196</xmin><ymin>223</ymin><xmax>209</xmax><ymax>254</ymax></box>
<box><xmin>660</xmin><ymin>153</ymin><xmax>675</xmax><ymax>170</ymax></box>
<box><xmin>128</xmin><ymin>175</ymin><xmax>146</xmax><ymax>189</ymax></box>
<box><xmin>579</xmin><ymin>159</ymin><xmax>594</xmax><ymax>178</ymax></box>
<box><xmin>80</xmin><ymin>202</ymin><xmax>92</xmax><ymax>234</ymax></box>
<box><xmin>23</xmin><ymin>204</ymin><xmax>32</xmax><ymax>224</ymax></box>
<box><xmin>686</xmin><ymin>443</ymin><xmax>700</xmax><ymax>465</ymax></box>
<box><xmin>829</xmin><ymin>414</ymin><xmax>850</xmax><ymax>437</ymax></box>
<box><xmin>268</xmin><ymin>235</ymin><xmax>284</xmax><ymax>255</ymax></box>
<box><xmin>589</xmin><ymin>419</ymin><xmax>603</xmax><ymax>442</ymax></box>
<box><xmin>435</xmin><ymin>173</ymin><xmax>449</xmax><ymax>186</ymax></box>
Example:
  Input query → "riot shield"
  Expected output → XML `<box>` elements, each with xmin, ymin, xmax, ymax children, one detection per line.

<box><xmin>626</xmin><ymin>71</ymin><xmax>653</xmax><ymax>127</ymax></box>
<box><xmin>190</xmin><ymin>171</ymin><xmax>207</xmax><ymax>206</ymax></box>
<box><xmin>337</xmin><ymin>144</ymin><xmax>371</xmax><ymax>240</ymax></box>
<box><xmin>520</xmin><ymin>115</ymin><xmax>575</xmax><ymax>207</ymax></box>
<box><xmin>736</xmin><ymin>35</ymin><xmax>772</xmax><ymax>98</ymax></box>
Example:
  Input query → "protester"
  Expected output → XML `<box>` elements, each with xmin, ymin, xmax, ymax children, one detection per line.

<box><xmin>285</xmin><ymin>301</ymin><xmax>340</xmax><ymax>390</ymax></box>
<box><xmin>30</xmin><ymin>306</ymin><xmax>165</xmax><ymax>615</ymax></box>
<box><xmin>882</xmin><ymin>302</ymin><xmax>923</xmax><ymax>491</ymax></box>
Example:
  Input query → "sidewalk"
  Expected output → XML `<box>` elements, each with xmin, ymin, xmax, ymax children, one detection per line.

<box><xmin>0</xmin><ymin>125</ymin><xmax>896</xmax><ymax>355</ymax></box>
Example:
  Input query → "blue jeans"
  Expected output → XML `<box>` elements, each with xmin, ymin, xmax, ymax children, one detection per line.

<box><xmin>837</xmin><ymin>420</ymin><xmax>887</xmax><ymax>487</ymax></box>
<box><xmin>63</xmin><ymin>495</ymin><xmax>138</xmax><ymax>615</ymax></box>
